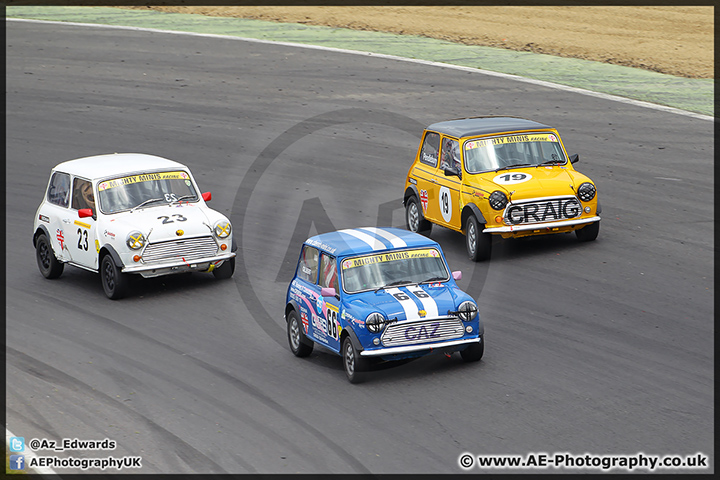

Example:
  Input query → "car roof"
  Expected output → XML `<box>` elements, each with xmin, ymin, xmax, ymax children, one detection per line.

<box><xmin>52</xmin><ymin>153</ymin><xmax>188</xmax><ymax>180</ymax></box>
<box><xmin>305</xmin><ymin>227</ymin><xmax>441</xmax><ymax>257</ymax></box>
<box><xmin>426</xmin><ymin>116</ymin><xmax>553</xmax><ymax>138</ymax></box>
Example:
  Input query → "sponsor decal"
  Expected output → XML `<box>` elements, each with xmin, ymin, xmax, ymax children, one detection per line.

<box><xmin>74</xmin><ymin>220</ymin><xmax>91</xmax><ymax>229</ymax></box>
<box><xmin>38</xmin><ymin>214</ymin><xmax>50</xmax><ymax>223</ymax></box>
<box><xmin>104</xmin><ymin>230</ymin><xmax>116</xmax><ymax>240</ymax></box>
<box><xmin>56</xmin><ymin>229</ymin><xmax>65</xmax><ymax>250</ymax></box>
<box><xmin>306</xmin><ymin>238</ymin><xmax>337</xmax><ymax>254</ymax></box>
<box><xmin>342</xmin><ymin>248</ymin><xmax>440</xmax><ymax>270</ymax></box>
<box><xmin>98</xmin><ymin>171</ymin><xmax>189</xmax><ymax>191</ymax></box>
<box><xmin>493</xmin><ymin>172</ymin><xmax>532</xmax><ymax>185</ymax></box>
<box><xmin>506</xmin><ymin>198</ymin><xmax>581</xmax><ymax>225</ymax></box>
<box><xmin>403</xmin><ymin>322</ymin><xmax>441</xmax><ymax>341</ymax></box>
<box><xmin>95</xmin><ymin>239</ymin><xmax>100</xmax><ymax>253</ymax></box>
<box><xmin>300</xmin><ymin>311</ymin><xmax>309</xmax><ymax>334</ymax></box>
<box><xmin>420</xmin><ymin>189</ymin><xmax>428</xmax><ymax>212</ymax></box>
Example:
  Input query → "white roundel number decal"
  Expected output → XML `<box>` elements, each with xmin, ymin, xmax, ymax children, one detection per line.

<box><xmin>493</xmin><ymin>172</ymin><xmax>532</xmax><ymax>185</ymax></box>
<box><xmin>439</xmin><ymin>186</ymin><xmax>452</xmax><ymax>222</ymax></box>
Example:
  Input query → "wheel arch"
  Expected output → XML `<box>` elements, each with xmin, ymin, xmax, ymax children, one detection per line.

<box><xmin>340</xmin><ymin>324</ymin><xmax>364</xmax><ymax>352</ymax></box>
<box><xmin>403</xmin><ymin>185</ymin><xmax>420</xmax><ymax>206</ymax></box>
<box><xmin>33</xmin><ymin>225</ymin><xmax>51</xmax><ymax>248</ymax></box>
<box><xmin>99</xmin><ymin>244</ymin><xmax>125</xmax><ymax>268</ymax></box>
<box><xmin>461</xmin><ymin>203</ymin><xmax>487</xmax><ymax>231</ymax></box>
<box><xmin>285</xmin><ymin>300</ymin><xmax>299</xmax><ymax>322</ymax></box>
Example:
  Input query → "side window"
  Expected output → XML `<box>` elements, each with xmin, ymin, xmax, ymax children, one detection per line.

<box><xmin>47</xmin><ymin>172</ymin><xmax>71</xmax><ymax>208</ymax></box>
<box><xmin>419</xmin><ymin>131</ymin><xmax>440</xmax><ymax>167</ymax></box>
<box><xmin>72</xmin><ymin>178</ymin><xmax>95</xmax><ymax>211</ymax></box>
<box><xmin>440</xmin><ymin>137</ymin><xmax>461</xmax><ymax>171</ymax></box>
<box><xmin>319</xmin><ymin>253</ymin><xmax>338</xmax><ymax>292</ymax></box>
<box><xmin>297</xmin><ymin>245</ymin><xmax>319</xmax><ymax>283</ymax></box>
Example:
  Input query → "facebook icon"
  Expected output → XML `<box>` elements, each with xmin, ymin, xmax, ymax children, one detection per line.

<box><xmin>9</xmin><ymin>455</ymin><xmax>25</xmax><ymax>470</ymax></box>
<box><xmin>9</xmin><ymin>436</ymin><xmax>25</xmax><ymax>452</ymax></box>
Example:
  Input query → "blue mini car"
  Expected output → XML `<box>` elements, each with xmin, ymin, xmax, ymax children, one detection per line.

<box><xmin>284</xmin><ymin>227</ymin><xmax>484</xmax><ymax>383</ymax></box>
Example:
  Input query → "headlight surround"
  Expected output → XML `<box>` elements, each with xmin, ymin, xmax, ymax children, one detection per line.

<box><xmin>365</xmin><ymin>312</ymin><xmax>386</xmax><ymax>333</ymax></box>
<box><xmin>578</xmin><ymin>182</ymin><xmax>597</xmax><ymax>202</ymax></box>
<box><xmin>488</xmin><ymin>190</ymin><xmax>508</xmax><ymax>210</ymax></box>
<box><xmin>213</xmin><ymin>221</ymin><xmax>232</xmax><ymax>239</ymax></box>
<box><xmin>457</xmin><ymin>301</ymin><xmax>478</xmax><ymax>322</ymax></box>
<box><xmin>126</xmin><ymin>231</ymin><xmax>146</xmax><ymax>250</ymax></box>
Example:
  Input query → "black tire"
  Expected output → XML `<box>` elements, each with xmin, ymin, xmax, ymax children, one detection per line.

<box><xmin>35</xmin><ymin>233</ymin><xmax>64</xmax><ymax>279</ymax></box>
<box><xmin>405</xmin><ymin>196</ymin><xmax>432</xmax><ymax>236</ymax></box>
<box><xmin>342</xmin><ymin>335</ymin><xmax>368</xmax><ymax>384</ymax></box>
<box><xmin>576</xmin><ymin>221</ymin><xmax>600</xmax><ymax>242</ymax></box>
<box><xmin>212</xmin><ymin>257</ymin><xmax>235</xmax><ymax>279</ymax></box>
<box><xmin>465</xmin><ymin>215</ymin><xmax>492</xmax><ymax>262</ymax></box>
<box><xmin>287</xmin><ymin>310</ymin><xmax>313</xmax><ymax>357</ymax></box>
<box><xmin>101</xmin><ymin>254</ymin><xmax>129</xmax><ymax>300</ymax></box>
<box><xmin>460</xmin><ymin>335</ymin><xmax>484</xmax><ymax>362</ymax></box>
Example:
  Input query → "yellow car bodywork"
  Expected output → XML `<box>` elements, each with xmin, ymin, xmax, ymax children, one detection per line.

<box><xmin>403</xmin><ymin>116</ymin><xmax>601</xmax><ymax>260</ymax></box>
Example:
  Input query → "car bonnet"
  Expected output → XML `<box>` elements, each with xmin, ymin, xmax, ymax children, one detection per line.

<box><xmin>346</xmin><ymin>282</ymin><xmax>462</xmax><ymax>322</ymax></box>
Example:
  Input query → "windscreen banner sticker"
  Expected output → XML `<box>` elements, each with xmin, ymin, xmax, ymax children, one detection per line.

<box><xmin>98</xmin><ymin>171</ymin><xmax>189</xmax><ymax>191</ymax></box>
<box><xmin>465</xmin><ymin>133</ymin><xmax>558</xmax><ymax>150</ymax></box>
<box><xmin>342</xmin><ymin>249</ymin><xmax>440</xmax><ymax>270</ymax></box>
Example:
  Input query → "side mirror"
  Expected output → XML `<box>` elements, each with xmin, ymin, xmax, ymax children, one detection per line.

<box><xmin>570</xmin><ymin>153</ymin><xmax>579</xmax><ymax>164</ymax></box>
<box><xmin>321</xmin><ymin>287</ymin><xmax>337</xmax><ymax>298</ymax></box>
<box><xmin>443</xmin><ymin>166</ymin><xmax>461</xmax><ymax>179</ymax></box>
<box><xmin>452</xmin><ymin>271</ymin><xmax>462</xmax><ymax>281</ymax></box>
<box><xmin>78</xmin><ymin>208</ymin><xmax>94</xmax><ymax>218</ymax></box>
<box><xmin>202</xmin><ymin>191</ymin><xmax>212</xmax><ymax>202</ymax></box>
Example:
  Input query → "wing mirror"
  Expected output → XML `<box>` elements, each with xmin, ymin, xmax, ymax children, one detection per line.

<box><xmin>570</xmin><ymin>153</ymin><xmax>579</xmax><ymax>164</ymax></box>
<box><xmin>452</xmin><ymin>271</ymin><xmax>462</xmax><ymax>280</ymax></box>
<box><xmin>202</xmin><ymin>191</ymin><xmax>212</xmax><ymax>202</ymax></box>
<box><xmin>443</xmin><ymin>166</ymin><xmax>461</xmax><ymax>179</ymax></box>
<box><xmin>78</xmin><ymin>208</ymin><xmax>94</xmax><ymax>219</ymax></box>
<box><xmin>321</xmin><ymin>287</ymin><xmax>337</xmax><ymax>298</ymax></box>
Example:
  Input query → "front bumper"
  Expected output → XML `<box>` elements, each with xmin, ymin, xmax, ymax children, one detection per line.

<box><xmin>483</xmin><ymin>216</ymin><xmax>600</xmax><ymax>234</ymax></box>
<box><xmin>360</xmin><ymin>337</ymin><xmax>480</xmax><ymax>357</ymax></box>
<box><xmin>122</xmin><ymin>252</ymin><xmax>235</xmax><ymax>277</ymax></box>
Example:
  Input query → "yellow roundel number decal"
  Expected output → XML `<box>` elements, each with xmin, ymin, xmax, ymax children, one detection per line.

<box><xmin>439</xmin><ymin>186</ymin><xmax>452</xmax><ymax>223</ymax></box>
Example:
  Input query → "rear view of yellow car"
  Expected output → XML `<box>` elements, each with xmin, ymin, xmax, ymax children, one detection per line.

<box><xmin>403</xmin><ymin>116</ymin><xmax>601</xmax><ymax>261</ymax></box>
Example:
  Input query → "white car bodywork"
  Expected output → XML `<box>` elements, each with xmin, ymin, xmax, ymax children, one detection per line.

<box><xmin>33</xmin><ymin>153</ymin><xmax>235</xmax><ymax>298</ymax></box>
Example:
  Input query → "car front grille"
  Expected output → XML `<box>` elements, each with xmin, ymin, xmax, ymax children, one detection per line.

<box><xmin>142</xmin><ymin>236</ymin><xmax>218</xmax><ymax>264</ymax></box>
<box><xmin>381</xmin><ymin>317</ymin><xmax>465</xmax><ymax>347</ymax></box>
<box><xmin>504</xmin><ymin>196</ymin><xmax>582</xmax><ymax>225</ymax></box>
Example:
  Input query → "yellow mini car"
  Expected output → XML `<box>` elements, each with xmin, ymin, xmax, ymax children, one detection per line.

<box><xmin>403</xmin><ymin>117</ymin><xmax>601</xmax><ymax>261</ymax></box>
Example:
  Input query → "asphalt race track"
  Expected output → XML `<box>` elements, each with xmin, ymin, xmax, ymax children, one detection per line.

<box><xmin>5</xmin><ymin>21</ymin><xmax>714</xmax><ymax>474</ymax></box>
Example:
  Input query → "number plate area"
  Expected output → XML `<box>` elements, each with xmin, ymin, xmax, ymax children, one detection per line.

<box><xmin>381</xmin><ymin>317</ymin><xmax>465</xmax><ymax>347</ymax></box>
<box><xmin>504</xmin><ymin>196</ymin><xmax>581</xmax><ymax>225</ymax></box>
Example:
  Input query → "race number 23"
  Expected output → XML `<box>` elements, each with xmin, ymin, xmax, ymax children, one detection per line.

<box><xmin>439</xmin><ymin>186</ymin><xmax>452</xmax><ymax>223</ymax></box>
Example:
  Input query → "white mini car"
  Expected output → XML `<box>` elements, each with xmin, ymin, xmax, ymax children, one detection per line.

<box><xmin>33</xmin><ymin>153</ymin><xmax>236</xmax><ymax>299</ymax></box>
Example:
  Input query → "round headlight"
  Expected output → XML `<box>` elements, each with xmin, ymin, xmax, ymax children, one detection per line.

<box><xmin>578</xmin><ymin>182</ymin><xmax>596</xmax><ymax>202</ymax></box>
<box><xmin>457</xmin><ymin>301</ymin><xmax>478</xmax><ymax>322</ymax></box>
<box><xmin>214</xmin><ymin>221</ymin><xmax>232</xmax><ymax>239</ymax></box>
<box><xmin>488</xmin><ymin>190</ymin><xmax>508</xmax><ymax>210</ymax></box>
<box><xmin>365</xmin><ymin>312</ymin><xmax>386</xmax><ymax>333</ymax></box>
<box><xmin>126</xmin><ymin>231</ymin><xmax>146</xmax><ymax>250</ymax></box>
